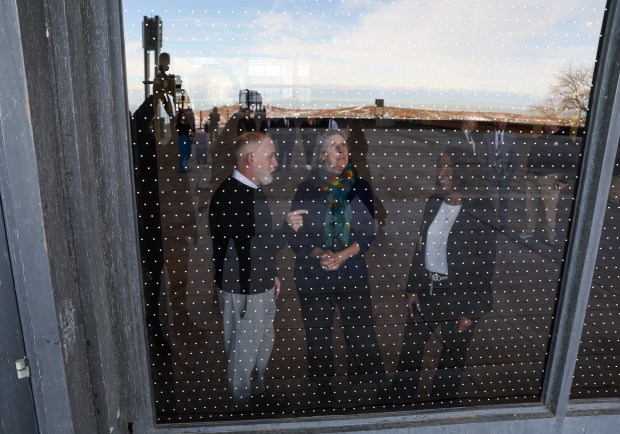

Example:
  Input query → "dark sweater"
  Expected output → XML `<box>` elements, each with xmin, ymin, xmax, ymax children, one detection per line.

<box><xmin>176</xmin><ymin>120</ymin><xmax>194</xmax><ymax>137</ymax></box>
<box><xmin>237</xmin><ymin>117</ymin><xmax>257</xmax><ymax>134</ymax></box>
<box><xmin>288</xmin><ymin>178</ymin><xmax>376</xmax><ymax>293</ymax></box>
<box><xmin>208</xmin><ymin>176</ymin><xmax>287</xmax><ymax>294</ymax></box>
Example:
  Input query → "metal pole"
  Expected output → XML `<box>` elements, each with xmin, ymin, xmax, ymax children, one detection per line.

<box><xmin>143</xmin><ymin>50</ymin><xmax>149</xmax><ymax>101</ymax></box>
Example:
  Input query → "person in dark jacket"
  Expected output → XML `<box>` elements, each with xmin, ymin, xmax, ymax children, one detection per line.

<box><xmin>287</xmin><ymin>129</ymin><xmax>385</xmax><ymax>402</ymax></box>
<box><xmin>392</xmin><ymin>147</ymin><xmax>497</xmax><ymax>402</ymax></box>
<box><xmin>236</xmin><ymin>108</ymin><xmax>257</xmax><ymax>135</ymax></box>
<box><xmin>208</xmin><ymin>132</ymin><xmax>291</xmax><ymax>410</ymax></box>
<box><xmin>208</xmin><ymin>106</ymin><xmax>220</xmax><ymax>143</ymax></box>
<box><xmin>176</xmin><ymin>110</ymin><xmax>194</xmax><ymax>173</ymax></box>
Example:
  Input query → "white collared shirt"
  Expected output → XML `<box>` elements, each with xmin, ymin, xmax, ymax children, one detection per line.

<box><xmin>464</xmin><ymin>130</ymin><xmax>476</xmax><ymax>155</ymax></box>
<box><xmin>232</xmin><ymin>169</ymin><xmax>258</xmax><ymax>189</ymax></box>
<box><xmin>495</xmin><ymin>130</ymin><xmax>504</xmax><ymax>150</ymax></box>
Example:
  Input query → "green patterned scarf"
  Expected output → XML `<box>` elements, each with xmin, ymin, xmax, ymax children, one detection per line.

<box><xmin>316</xmin><ymin>163</ymin><xmax>355</xmax><ymax>252</ymax></box>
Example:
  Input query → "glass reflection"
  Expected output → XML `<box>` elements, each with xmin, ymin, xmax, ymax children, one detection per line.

<box><xmin>123</xmin><ymin>0</ymin><xmax>605</xmax><ymax>424</ymax></box>
<box><xmin>130</xmin><ymin>112</ymin><xmax>586</xmax><ymax>421</ymax></box>
<box><xmin>572</xmin><ymin>143</ymin><xmax>620</xmax><ymax>400</ymax></box>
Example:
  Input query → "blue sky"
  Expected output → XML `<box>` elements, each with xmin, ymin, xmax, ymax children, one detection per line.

<box><xmin>122</xmin><ymin>0</ymin><xmax>606</xmax><ymax>113</ymax></box>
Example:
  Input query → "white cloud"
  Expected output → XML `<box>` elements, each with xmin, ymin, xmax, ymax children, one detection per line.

<box><xmin>249</xmin><ymin>0</ymin><xmax>602</xmax><ymax>95</ymax></box>
<box><xmin>123</xmin><ymin>0</ymin><xmax>605</xmax><ymax>109</ymax></box>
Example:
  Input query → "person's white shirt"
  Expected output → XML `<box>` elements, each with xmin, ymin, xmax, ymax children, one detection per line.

<box><xmin>232</xmin><ymin>169</ymin><xmax>258</xmax><ymax>189</ymax></box>
<box><xmin>424</xmin><ymin>202</ymin><xmax>462</xmax><ymax>275</ymax></box>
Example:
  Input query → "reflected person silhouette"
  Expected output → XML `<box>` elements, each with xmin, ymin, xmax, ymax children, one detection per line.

<box><xmin>130</xmin><ymin>97</ymin><xmax>165</xmax><ymax>340</ymax></box>
<box><xmin>457</xmin><ymin>119</ymin><xmax>479</xmax><ymax>157</ymax></box>
<box><xmin>518</xmin><ymin>123</ymin><xmax>579</xmax><ymax>245</ymax></box>
<box><xmin>276</xmin><ymin>117</ymin><xmax>296</xmax><ymax>170</ymax></box>
<box><xmin>208</xmin><ymin>106</ymin><xmax>220</xmax><ymax>144</ymax></box>
<box><xmin>176</xmin><ymin>110</ymin><xmax>194</xmax><ymax>173</ymax></box>
<box><xmin>347</xmin><ymin>119</ymin><xmax>387</xmax><ymax>228</ymax></box>
<box><xmin>482</xmin><ymin>120</ymin><xmax>518</xmax><ymax>230</ymax></box>
<box><xmin>236</xmin><ymin>108</ymin><xmax>257</xmax><ymax>135</ymax></box>
<box><xmin>393</xmin><ymin>147</ymin><xmax>497</xmax><ymax>403</ymax></box>
<box><xmin>300</xmin><ymin>118</ymin><xmax>319</xmax><ymax>169</ymax></box>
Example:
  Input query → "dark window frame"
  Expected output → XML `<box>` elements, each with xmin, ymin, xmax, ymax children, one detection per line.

<box><xmin>0</xmin><ymin>0</ymin><xmax>618</xmax><ymax>432</ymax></box>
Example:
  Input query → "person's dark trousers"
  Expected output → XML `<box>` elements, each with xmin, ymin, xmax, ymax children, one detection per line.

<box><xmin>298</xmin><ymin>284</ymin><xmax>385</xmax><ymax>386</ymax></box>
<box><xmin>394</xmin><ymin>314</ymin><xmax>477</xmax><ymax>401</ymax></box>
<box><xmin>178</xmin><ymin>134</ymin><xmax>191</xmax><ymax>172</ymax></box>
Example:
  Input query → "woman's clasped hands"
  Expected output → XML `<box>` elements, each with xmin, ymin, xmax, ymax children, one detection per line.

<box><xmin>319</xmin><ymin>250</ymin><xmax>345</xmax><ymax>271</ymax></box>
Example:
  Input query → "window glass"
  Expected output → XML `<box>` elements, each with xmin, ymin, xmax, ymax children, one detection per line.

<box><xmin>571</xmin><ymin>145</ymin><xmax>620</xmax><ymax>400</ymax></box>
<box><xmin>123</xmin><ymin>0</ymin><xmax>606</xmax><ymax>423</ymax></box>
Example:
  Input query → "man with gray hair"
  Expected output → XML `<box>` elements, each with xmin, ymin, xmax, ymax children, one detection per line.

<box><xmin>208</xmin><ymin>132</ymin><xmax>290</xmax><ymax>410</ymax></box>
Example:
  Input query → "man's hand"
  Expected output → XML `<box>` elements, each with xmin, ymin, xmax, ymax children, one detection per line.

<box><xmin>274</xmin><ymin>276</ymin><xmax>281</xmax><ymax>301</ymax></box>
<box><xmin>456</xmin><ymin>315</ymin><xmax>473</xmax><ymax>332</ymax></box>
<box><xmin>404</xmin><ymin>292</ymin><xmax>421</xmax><ymax>317</ymax></box>
<box><xmin>287</xmin><ymin>209</ymin><xmax>308</xmax><ymax>232</ymax></box>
